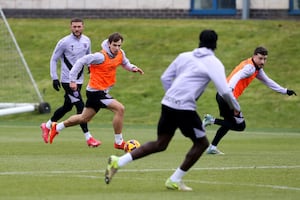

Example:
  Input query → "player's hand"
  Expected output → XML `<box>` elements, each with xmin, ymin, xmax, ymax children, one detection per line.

<box><xmin>287</xmin><ymin>89</ymin><xmax>297</xmax><ymax>96</ymax></box>
<box><xmin>234</xmin><ymin>111</ymin><xmax>244</xmax><ymax>124</ymax></box>
<box><xmin>69</xmin><ymin>81</ymin><xmax>77</xmax><ymax>91</ymax></box>
<box><xmin>52</xmin><ymin>80</ymin><xmax>61</xmax><ymax>91</ymax></box>
<box><xmin>132</xmin><ymin>66</ymin><xmax>144</xmax><ymax>75</ymax></box>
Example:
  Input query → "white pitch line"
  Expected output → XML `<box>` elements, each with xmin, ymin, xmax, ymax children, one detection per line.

<box><xmin>189</xmin><ymin>180</ymin><xmax>300</xmax><ymax>191</ymax></box>
<box><xmin>1</xmin><ymin>165</ymin><xmax>300</xmax><ymax>175</ymax></box>
<box><xmin>1</xmin><ymin>165</ymin><xmax>299</xmax><ymax>192</ymax></box>
<box><xmin>66</xmin><ymin>175</ymin><xmax>300</xmax><ymax>192</ymax></box>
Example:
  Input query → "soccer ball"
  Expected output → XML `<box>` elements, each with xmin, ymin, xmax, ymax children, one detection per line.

<box><xmin>124</xmin><ymin>139</ymin><xmax>141</xmax><ymax>152</ymax></box>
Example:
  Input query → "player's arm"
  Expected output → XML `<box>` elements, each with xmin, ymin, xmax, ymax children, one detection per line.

<box><xmin>256</xmin><ymin>69</ymin><xmax>291</xmax><ymax>94</ymax></box>
<box><xmin>228</xmin><ymin>64</ymin><xmax>256</xmax><ymax>90</ymax></box>
<box><xmin>160</xmin><ymin>56</ymin><xmax>179</xmax><ymax>91</ymax></box>
<box><xmin>121</xmin><ymin>50</ymin><xmax>144</xmax><ymax>74</ymax></box>
<box><xmin>209</xmin><ymin>61</ymin><xmax>244</xmax><ymax>124</ymax></box>
<box><xmin>209</xmin><ymin>61</ymin><xmax>241</xmax><ymax>112</ymax></box>
<box><xmin>69</xmin><ymin>52</ymin><xmax>104</xmax><ymax>90</ymax></box>
<box><xmin>50</xmin><ymin>39</ymin><xmax>65</xmax><ymax>91</ymax></box>
<box><xmin>86</xmin><ymin>38</ymin><xmax>92</xmax><ymax>54</ymax></box>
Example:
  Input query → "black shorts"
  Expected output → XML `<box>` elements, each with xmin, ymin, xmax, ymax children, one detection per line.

<box><xmin>62</xmin><ymin>83</ymin><xmax>83</xmax><ymax>104</ymax></box>
<box><xmin>216</xmin><ymin>93</ymin><xmax>235</xmax><ymax>122</ymax></box>
<box><xmin>85</xmin><ymin>90</ymin><xmax>114</xmax><ymax>113</ymax></box>
<box><xmin>157</xmin><ymin>105</ymin><xmax>206</xmax><ymax>140</ymax></box>
<box><xmin>216</xmin><ymin>93</ymin><xmax>246</xmax><ymax>131</ymax></box>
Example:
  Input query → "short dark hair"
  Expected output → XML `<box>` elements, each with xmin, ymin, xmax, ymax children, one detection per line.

<box><xmin>199</xmin><ymin>30</ymin><xmax>218</xmax><ymax>50</ymax></box>
<box><xmin>254</xmin><ymin>46</ymin><xmax>268</xmax><ymax>56</ymax></box>
<box><xmin>108</xmin><ymin>32</ymin><xmax>124</xmax><ymax>43</ymax></box>
<box><xmin>70</xmin><ymin>18</ymin><xmax>84</xmax><ymax>24</ymax></box>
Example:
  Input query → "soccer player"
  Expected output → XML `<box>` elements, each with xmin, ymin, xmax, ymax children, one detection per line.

<box><xmin>48</xmin><ymin>32</ymin><xmax>144</xmax><ymax>150</ymax></box>
<box><xmin>203</xmin><ymin>46</ymin><xmax>297</xmax><ymax>155</ymax></box>
<box><xmin>40</xmin><ymin>18</ymin><xmax>101</xmax><ymax>147</ymax></box>
<box><xmin>104</xmin><ymin>30</ymin><xmax>242</xmax><ymax>191</ymax></box>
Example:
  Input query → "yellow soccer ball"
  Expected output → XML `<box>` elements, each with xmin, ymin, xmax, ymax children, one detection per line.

<box><xmin>124</xmin><ymin>139</ymin><xmax>141</xmax><ymax>152</ymax></box>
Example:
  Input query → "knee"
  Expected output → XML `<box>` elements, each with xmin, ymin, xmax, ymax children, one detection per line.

<box><xmin>77</xmin><ymin>114</ymin><xmax>91</xmax><ymax>124</ymax></box>
<box><xmin>188</xmin><ymin>137</ymin><xmax>209</xmax><ymax>155</ymax></box>
<box><xmin>154</xmin><ymin>141</ymin><xmax>168</xmax><ymax>152</ymax></box>
<box><xmin>236</xmin><ymin>122</ymin><xmax>246</xmax><ymax>131</ymax></box>
<box><xmin>120</xmin><ymin>104</ymin><xmax>125</xmax><ymax>113</ymax></box>
<box><xmin>75</xmin><ymin>102</ymin><xmax>84</xmax><ymax>113</ymax></box>
<box><xmin>200</xmin><ymin>137</ymin><xmax>209</xmax><ymax>149</ymax></box>
<box><xmin>80</xmin><ymin>117</ymin><xmax>89</xmax><ymax>124</ymax></box>
<box><xmin>116</xmin><ymin>104</ymin><xmax>125</xmax><ymax>116</ymax></box>
<box><xmin>63</xmin><ymin>104</ymin><xmax>73</xmax><ymax>112</ymax></box>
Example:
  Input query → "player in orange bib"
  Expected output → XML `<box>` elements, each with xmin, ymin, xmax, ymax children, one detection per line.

<box><xmin>48</xmin><ymin>32</ymin><xmax>144</xmax><ymax>149</ymax></box>
<box><xmin>203</xmin><ymin>46</ymin><xmax>296</xmax><ymax>154</ymax></box>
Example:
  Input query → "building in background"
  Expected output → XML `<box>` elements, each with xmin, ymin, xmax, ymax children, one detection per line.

<box><xmin>0</xmin><ymin>0</ymin><xmax>299</xmax><ymax>19</ymax></box>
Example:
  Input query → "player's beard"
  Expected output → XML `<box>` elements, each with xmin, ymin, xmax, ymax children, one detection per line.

<box><xmin>72</xmin><ymin>31</ymin><xmax>82</xmax><ymax>38</ymax></box>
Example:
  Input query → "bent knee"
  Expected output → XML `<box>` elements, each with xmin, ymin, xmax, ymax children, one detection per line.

<box><xmin>198</xmin><ymin>136</ymin><xmax>209</xmax><ymax>148</ymax></box>
<box><xmin>236</xmin><ymin>122</ymin><xmax>246</xmax><ymax>131</ymax></box>
<box><xmin>114</xmin><ymin>106</ymin><xmax>125</xmax><ymax>118</ymax></box>
<box><xmin>154</xmin><ymin>141</ymin><xmax>168</xmax><ymax>152</ymax></box>
<box><xmin>77</xmin><ymin>115</ymin><xmax>92</xmax><ymax>123</ymax></box>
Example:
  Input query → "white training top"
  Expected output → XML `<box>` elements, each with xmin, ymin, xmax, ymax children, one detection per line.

<box><xmin>50</xmin><ymin>33</ymin><xmax>91</xmax><ymax>84</ymax></box>
<box><xmin>228</xmin><ymin>64</ymin><xmax>287</xmax><ymax>94</ymax></box>
<box><xmin>161</xmin><ymin>47</ymin><xmax>241</xmax><ymax>111</ymax></box>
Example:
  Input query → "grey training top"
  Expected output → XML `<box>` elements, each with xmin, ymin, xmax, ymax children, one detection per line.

<box><xmin>161</xmin><ymin>47</ymin><xmax>240</xmax><ymax>112</ymax></box>
<box><xmin>50</xmin><ymin>33</ymin><xmax>91</xmax><ymax>84</ymax></box>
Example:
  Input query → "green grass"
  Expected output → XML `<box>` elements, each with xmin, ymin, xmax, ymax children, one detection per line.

<box><xmin>0</xmin><ymin>123</ymin><xmax>299</xmax><ymax>200</ymax></box>
<box><xmin>0</xmin><ymin>19</ymin><xmax>299</xmax><ymax>130</ymax></box>
<box><xmin>0</xmin><ymin>19</ymin><xmax>300</xmax><ymax>198</ymax></box>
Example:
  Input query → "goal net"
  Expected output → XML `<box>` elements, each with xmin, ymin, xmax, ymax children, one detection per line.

<box><xmin>0</xmin><ymin>8</ymin><xmax>50</xmax><ymax>116</ymax></box>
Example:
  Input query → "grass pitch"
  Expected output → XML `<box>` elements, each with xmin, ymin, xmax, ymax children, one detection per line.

<box><xmin>0</xmin><ymin>18</ymin><xmax>299</xmax><ymax>200</ymax></box>
<box><xmin>3</xmin><ymin>19</ymin><xmax>300</xmax><ymax>130</ymax></box>
<box><xmin>0</xmin><ymin>123</ymin><xmax>299</xmax><ymax>200</ymax></box>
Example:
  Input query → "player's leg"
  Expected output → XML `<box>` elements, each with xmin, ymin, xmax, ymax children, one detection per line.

<box><xmin>50</xmin><ymin>100</ymin><xmax>73</xmax><ymax>122</ymax></box>
<box><xmin>63</xmin><ymin>107</ymin><xmax>97</xmax><ymax>126</ymax></box>
<box><xmin>52</xmin><ymin>83</ymin><xmax>78</xmax><ymax>121</ymax></box>
<box><xmin>130</xmin><ymin>134</ymin><xmax>175</xmax><ymax>160</ymax></box>
<box><xmin>166</xmin><ymin>110</ymin><xmax>208</xmax><ymax>191</ymax></box>
<box><xmin>129</xmin><ymin>104</ymin><xmax>178</xmax><ymax>158</ymax></box>
<box><xmin>214</xmin><ymin>93</ymin><xmax>245</xmax><ymax>131</ymax></box>
<box><xmin>48</xmin><ymin>90</ymin><xmax>101</xmax><ymax>144</ymax></box>
<box><xmin>48</xmin><ymin>107</ymin><xmax>97</xmax><ymax>144</ymax></box>
<box><xmin>71</xmin><ymin>87</ymin><xmax>101</xmax><ymax>147</ymax></box>
<box><xmin>75</xmin><ymin>100</ymin><xmax>101</xmax><ymax>147</ymax></box>
<box><xmin>106</xmin><ymin>99</ymin><xmax>126</xmax><ymax>149</ymax></box>
<box><xmin>165</xmin><ymin>136</ymin><xmax>208</xmax><ymax>191</ymax></box>
<box><xmin>40</xmin><ymin>83</ymin><xmax>73</xmax><ymax>143</ymax></box>
<box><xmin>207</xmin><ymin>93</ymin><xmax>234</xmax><ymax>154</ymax></box>
<box><xmin>106</xmin><ymin>99</ymin><xmax>124</xmax><ymax>135</ymax></box>
<box><xmin>104</xmin><ymin>104</ymin><xmax>177</xmax><ymax>184</ymax></box>
<box><xmin>71</xmin><ymin>84</ymin><xmax>88</xmax><ymax>132</ymax></box>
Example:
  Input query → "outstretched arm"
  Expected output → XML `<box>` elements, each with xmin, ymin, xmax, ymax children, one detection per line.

<box><xmin>256</xmin><ymin>69</ymin><xmax>290</xmax><ymax>94</ymax></box>
<box><xmin>120</xmin><ymin>50</ymin><xmax>144</xmax><ymax>75</ymax></box>
<box><xmin>132</xmin><ymin>65</ymin><xmax>144</xmax><ymax>74</ymax></box>
<box><xmin>287</xmin><ymin>89</ymin><xmax>297</xmax><ymax>96</ymax></box>
<box><xmin>69</xmin><ymin>52</ymin><xmax>105</xmax><ymax>91</ymax></box>
<box><xmin>209</xmin><ymin>61</ymin><xmax>241</xmax><ymax>112</ymax></box>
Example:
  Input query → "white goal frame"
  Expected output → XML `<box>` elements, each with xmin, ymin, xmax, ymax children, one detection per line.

<box><xmin>0</xmin><ymin>8</ymin><xmax>50</xmax><ymax>116</ymax></box>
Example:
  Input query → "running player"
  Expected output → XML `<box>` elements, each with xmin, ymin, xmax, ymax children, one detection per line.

<box><xmin>48</xmin><ymin>32</ymin><xmax>144</xmax><ymax>150</ymax></box>
<box><xmin>40</xmin><ymin>18</ymin><xmax>101</xmax><ymax>147</ymax></box>
<box><xmin>104</xmin><ymin>30</ymin><xmax>241</xmax><ymax>191</ymax></box>
<box><xmin>204</xmin><ymin>46</ymin><xmax>297</xmax><ymax>155</ymax></box>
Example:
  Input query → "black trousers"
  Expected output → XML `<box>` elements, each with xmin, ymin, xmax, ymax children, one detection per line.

<box><xmin>211</xmin><ymin>93</ymin><xmax>246</xmax><ymax>146</ymax></box>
